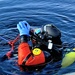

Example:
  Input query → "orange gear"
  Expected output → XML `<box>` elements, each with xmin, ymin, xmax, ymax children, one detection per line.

<box><xmin>18</xmin><ymin>42</ymin><xmax>45</xmax><ymax>66</ymax></box>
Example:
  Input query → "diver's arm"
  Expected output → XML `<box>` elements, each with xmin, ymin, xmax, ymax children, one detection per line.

<box><xmin>18</xmin><ymin>35</ymin><xmax>31</xmax><ymax>65</ymax></box>
<box><xmin>18</xmin><ymin>35</ymin><xmax>45</xmax><ymax>66</ymax></box>
<box><xmin>20</xmin><ymin>35</ymin><xmax>29</xmax><ymax>43</ymax></box>
<box><xmin>17</xmin><ymin>21</ymin><xmax>45</xmax><ymax>66</ymax></box>
<box><xmin>18</xmin><ymin>40</ymin><xmax>45</xmax><ymax>66</ymax></box>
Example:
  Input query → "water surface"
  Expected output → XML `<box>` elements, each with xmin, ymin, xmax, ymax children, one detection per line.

<box><xmin>0</xmin><ymin>0</ymin><xmax>75</xmax><ymax>75</ymax></box>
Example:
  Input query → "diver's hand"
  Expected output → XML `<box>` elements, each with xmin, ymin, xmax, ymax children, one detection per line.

<box><xmin>17</xmin><ymin>21</ymin><xmax>30</xmax><ymax>36</ymax></box>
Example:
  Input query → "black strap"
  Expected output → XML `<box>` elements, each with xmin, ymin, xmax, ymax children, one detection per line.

<box><xmin>22</xmin><ymin>53</ymin><xmax>32</xmax><ymax>66</ymax></box>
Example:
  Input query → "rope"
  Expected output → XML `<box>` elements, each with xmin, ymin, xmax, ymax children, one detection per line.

<box><xmin>6</xmin><ymin>34</ymin><xmax>20</xmax><ymax>59</ymax></box>
<box><xmin>0</xmin><ymin>35</ymin><xmax>20</xmax><ymax>60</ymax></box>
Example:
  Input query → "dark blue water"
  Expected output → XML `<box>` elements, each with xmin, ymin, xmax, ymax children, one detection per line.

<box><xmin>0</xmin><ymin>0</ymin><xmax>75</xmax><ymax>75</ymax></box>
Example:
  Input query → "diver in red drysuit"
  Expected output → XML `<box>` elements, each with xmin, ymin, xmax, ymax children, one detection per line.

<box><xmin>17</xmin><ymin>21</ymin><xmax>62</xmax><ymax>71</ymax></box>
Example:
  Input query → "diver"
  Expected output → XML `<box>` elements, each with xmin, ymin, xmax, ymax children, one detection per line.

<box><xmin>1</xmin><ymin>20</ymin><xmax>75</xmax><ymax>71</ymax></box>
<box><xmin>17</xmin><ymin>21</ymin><xmax>62</xmax><ymax>71</ymax></box>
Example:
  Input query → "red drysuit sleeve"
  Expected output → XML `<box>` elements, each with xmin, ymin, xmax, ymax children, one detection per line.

<box><xmin>18</xmin><ymin>42</ymin><xmax>45</xmax><ymax>66</ymax></box>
